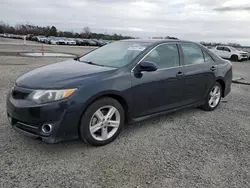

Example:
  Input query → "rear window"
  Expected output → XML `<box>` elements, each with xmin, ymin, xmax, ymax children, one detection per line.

<box><xmin>181</xmin><ymin>43</ymin><xmax>204</xmax><ymax>65</ymax></box>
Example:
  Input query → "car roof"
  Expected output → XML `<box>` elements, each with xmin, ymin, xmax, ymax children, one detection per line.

<box><xmin>120</xmin><ymin>39</ymin><xmax>194</xmax><ymax>45</ymax></box>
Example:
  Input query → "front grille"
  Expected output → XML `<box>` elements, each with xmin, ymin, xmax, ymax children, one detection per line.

<box><xmin>12</xmin><ymin>90</ymin><xmax>29</xmax><ymax>100</ymax></box>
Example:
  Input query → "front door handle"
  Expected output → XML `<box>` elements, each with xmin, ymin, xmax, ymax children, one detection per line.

<box><xmin>210</xmin><ymin>66</ymin><xmax>216</xmax><ymax>71</ymax></box>
<box><xmin>176</xmin><ymin>71</ymin><xmax>184</xmax><ymax>78</ymax></box>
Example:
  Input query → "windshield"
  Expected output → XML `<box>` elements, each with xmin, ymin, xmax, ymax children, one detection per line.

<box><xmin>79</xmin><ymin>41</ymin><xmax>150</xmax><ymax>68</ymax></box>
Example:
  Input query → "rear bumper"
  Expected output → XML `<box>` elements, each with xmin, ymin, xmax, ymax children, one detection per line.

<box><xmin>223</xmin><ymin>68</ymin><xmax>232</xmax><ymax>97</ymax></box>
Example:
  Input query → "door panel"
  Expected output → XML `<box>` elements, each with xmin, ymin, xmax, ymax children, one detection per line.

<box><xmin>223</xmin><ymin>47</ymin><xmax>231</xmax><ymax>58</ymax></box>
<box><xmin>130</xmin><ymin>43</ymin><xmax>185</xmax><ymax>118</ymax></box>
<box><xmin>131</xmin><ymin>68</ymin><xmax>186</xmax><ymax>118</ymax></box>
<box><xmin>216</xmin><ymin>47</ymin><xmax>225</xmax><ymax>58</ymax></box>
<box><xmin>182</xmin><ymin>63</ymin><xmax>216</xmax><ymax>104</ymax></box>
<box><xmin>180</xmin><ymin>43</ymin><xmax>217</xmax><ymax>105</ymax></box>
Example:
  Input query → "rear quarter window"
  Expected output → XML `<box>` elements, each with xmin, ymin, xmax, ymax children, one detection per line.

<box><xmin>203</xmin><ymin>51</ymin><xmax>214</xmax><ymax>62</ymax></box>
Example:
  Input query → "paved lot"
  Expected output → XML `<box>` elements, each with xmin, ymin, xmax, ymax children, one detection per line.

<box><xmin>0</xmin><ymin>37</ymin><xmax>95</xmax><ymax>56</ymax></box>
<box><xmin>1</xmin><ymin>39</ymin><xmax>250</xmax><ymax>188</ymax></box>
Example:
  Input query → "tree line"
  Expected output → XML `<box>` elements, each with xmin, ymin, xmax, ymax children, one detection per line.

<box><xmin>200</xmin><ymin>41</ymin><xmax>241</xmax><ymax>47</ymax></box>
<box><xmin>0</xmin><ymin>21</ymin><xmax>134</xmax><ymax>40</ymax></box>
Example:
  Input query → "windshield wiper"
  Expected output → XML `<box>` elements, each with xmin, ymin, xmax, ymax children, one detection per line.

<box><xmin>80</xmin><ymin>60</ymin><xmax>104</xmax><ymax>67</ymax></box>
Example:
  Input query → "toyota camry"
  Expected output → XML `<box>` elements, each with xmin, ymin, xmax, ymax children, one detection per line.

<box><xmin>6</xmin><ymin>39</ymin><xmax>232</xmax><ymax>146</ymax></box>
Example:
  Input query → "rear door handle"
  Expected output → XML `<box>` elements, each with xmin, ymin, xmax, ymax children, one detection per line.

<box><xmin>210</xmin><ymin>66</ymin><xmax>216</xmax><ymax>71</ymax></box>
<box><xmin>176</xmin><ymin>71</ymin><xmax>185</xmax><ymax>78</ymax></box>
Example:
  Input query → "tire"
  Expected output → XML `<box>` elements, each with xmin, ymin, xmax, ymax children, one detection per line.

<box><xmin>230</xmin><ymin>55</ymin><xmax>239</xmax><ymax>61</ymax></box>
<box><xmin>79</xmin><ymin>97</ymin><xmax>125</xmax><ymax>146</ymax></box>
<box><xmin>201</xmin><ymin>82</ymin><xmax>222</xmax><ymax>111</ymax></box>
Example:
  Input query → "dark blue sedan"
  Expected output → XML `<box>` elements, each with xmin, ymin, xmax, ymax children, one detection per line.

<box><xmin>6</xmin><ymin>39</ymin><xmax>232</xmax><ymax>146</ymax></box>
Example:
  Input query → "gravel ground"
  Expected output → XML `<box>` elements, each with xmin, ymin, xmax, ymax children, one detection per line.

<box><xmin>232</xmin><ymin>61</ymin><xmax>250</xmax><ymax>84</ymax></box>
<box><xmin>1</xmin><ymin>40</ymin><xmax>250</xmax><ymax>188</ymax></box>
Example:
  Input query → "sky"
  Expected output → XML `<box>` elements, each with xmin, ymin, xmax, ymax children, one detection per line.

<box><xmin>1</xmin><ymin>0</ymin><xmax>250</xmax><ymax>44</ymax></box>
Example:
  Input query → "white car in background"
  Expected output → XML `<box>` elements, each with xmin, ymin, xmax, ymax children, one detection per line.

<box><xmin>55</xmin><ymin>37</ymin><xmax>67</xmax><ymax>45</ymax></box>
<box><xmin>64</xmin><ymin>38</ymin><xmax>76</xmax><ymax>45</ymax></box>
<box><xmin>49</xmin><ymin>38</ymin><xmax>58</xmax><ymax>45</ymax></box>
<box><xmin>37</xmin><ymin>36</ymin><xmax>47</xmax><ymax>43</ymax></box>
<box><xmin>211</xmin><ymin>46</ymin><xmax>249</xmax><ymax>61</ymax></box>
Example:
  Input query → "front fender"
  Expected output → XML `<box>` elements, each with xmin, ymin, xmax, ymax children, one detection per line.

<box><xmin>67</xmin><ymin>72</ymin><xmax>132</xmax><ymax>123</ymax></box>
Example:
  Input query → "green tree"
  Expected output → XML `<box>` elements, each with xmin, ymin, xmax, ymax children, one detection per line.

<box><xmin>0</xmin><ymin>25</ymin><xmax>3</xmax><ymax>33</ymax></box>
<box><xmin>50</xmin><ymin>26</ymin><xmax>57</xmax><ymax>36</ymax></box>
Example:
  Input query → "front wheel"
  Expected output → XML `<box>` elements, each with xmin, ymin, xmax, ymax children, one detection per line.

<box><xmin>201</xmin><ymin>82</ymin><xmax>222</xmax><ymax>111</ymax></box>
<box><xmin>230</xmin><ymin>55</ymin><xmax>239</xmax><ymax>61</ymax></box>
<box><xmin>79</xmin><ymin>97</ymin><xmax>125</xmax><ymax>146</ymax></box>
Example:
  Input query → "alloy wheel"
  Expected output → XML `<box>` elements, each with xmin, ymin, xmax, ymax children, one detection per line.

<box><xmin>208</xmin><ymin>85</ymin><xmax>221</xmax><ymax>108</ymax></box>
<box><xmin>89</xmin><ymin>105</ymin><xmax>120</xmax><ymax>141</ymax></box>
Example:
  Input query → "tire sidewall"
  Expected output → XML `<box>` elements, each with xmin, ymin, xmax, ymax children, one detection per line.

<box><xmin>79</xmin><ymin>98</ymin><xmax>125</xmax><ymax>146</ymax></box>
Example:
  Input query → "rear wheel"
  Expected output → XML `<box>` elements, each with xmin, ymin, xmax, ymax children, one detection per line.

<box><xmin>79</xmin><ymin>97</ymin><xmax>125</xmax><ymax>146</ymax></box>
<box><xmin>201</xmin><ymin>82</ymin><xmax>222</xmax><ymax>111</ymax></box>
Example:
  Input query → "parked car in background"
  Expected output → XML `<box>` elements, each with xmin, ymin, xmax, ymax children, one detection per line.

<box><xmin>26</xmin><ymin>34</ymin><xmax>36</xmax><ymax>40</ymax></box>
<box><xmin>31</xmin><ymin>36</ymin><xmax>38</xmax><ymax>41</ymax></box>
<box><xmin>6</xmin><ymin>39</ymin><xmax>232</xmax><ymax>146</ymax></box>
<box><xmin>3</xmin><ymin>34</ymin><xmax>8</xmax><ymax>38</ymax></box>
<box><xmin>65</xmin><ymin>38</ymin><xmax>76</xmax><ymax>45</ymax></box>
<box><xmin>37</xmin><ymin>36</ymin><xmax>47</xmax><ymax>43</ymax></box>
<box><xmin>45</xmin><ymin>36</ymin><xmax>53</xmax><ymax>44</ymax></box>
<box><xmin>92</xmin><ymin>39</ymin><xmax>105</xmax><ymax>46</ymax></box>
<box><xmin>75</xmin><ymin>39</ymin><xmax>91</xmax><ymax>46</ymax></box>
<box><xmin>73</xmin><ymin>38</ymin><xmax>83</xmax><ymax>45</ymax></box>
<box><xmin>56</xmin><ymin>37</ymin><xmax>67</xmax><ymax>45</ymax></box>
<box><xmin>87</xmin><ymin>39</ymin><xmax>97</xmax><ymax>46</ymax></box>
<box><xmin>45</xmin><ymin>37</ymin><xmax>58</xmax><ymax>45</ymax></box>
<box><xmin>211</xmin><ymin>46</ymin><xmax>249</xmax><ymax>61</ymax></box>
<box><xmin>81</xmin><ymin>39</ymin><xmax>91</xmax><ymax>46</ymax></box>
<box><xmin>103</xmin><ymin>40</ymin><xmax>112</xmax><ymax>44</ymax></box>
<box><xmin>0</xmin><ymin>34</ymin><xmax>118</xmax><ymax>47</ymax></box>
<box><xmin>31</xmin><ymin>35</ymin><xmax>45</xmax><ymax>42</ymax></box>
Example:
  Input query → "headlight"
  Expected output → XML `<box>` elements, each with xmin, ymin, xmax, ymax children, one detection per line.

<box><xmin>28</xmin><ymin>89</ymin><xmax>77</xmax><ymax>104</ymax></box>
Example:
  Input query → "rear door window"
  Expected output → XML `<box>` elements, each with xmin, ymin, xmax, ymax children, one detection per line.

<box><xmin>217</xmin><ymin>47</ymin><xmax>224</xmax><ymax>51</ymax></box>
<box><xmin>224</xmin><ymin>47</ymin><xmax>231</xmax><ymax>52</ymax></box>
<box><xmin>181</xmin><ymin>43</ymin><xmax>205</xmax><ymax>65</ymax></box>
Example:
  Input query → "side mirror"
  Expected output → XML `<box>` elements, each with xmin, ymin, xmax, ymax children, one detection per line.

<box><xmin>137</xmin><ymin>61</ymin><xmax>157</xmax><ymax>72</ymax></box>
<box><xmin>74</xmin><ymin>56</ymin><xmax>80</xmax><ymax>61</ymax></box>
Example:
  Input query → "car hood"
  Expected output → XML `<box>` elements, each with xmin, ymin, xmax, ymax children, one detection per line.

<box><xmin>236</xmin><ymin>50</ymin><xmax>248</xmax><ymax>54</ymax></box>
<box><xmin>16</xmin><ymin>59</ymin><xmax>116</xmax><ymax>89</ymax></box>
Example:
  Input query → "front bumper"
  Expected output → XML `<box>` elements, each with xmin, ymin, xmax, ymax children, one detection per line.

<box><xmin>239</xmin><ymin>55</ymin><xmax>249</xmax><ymax>60</ymax></box>
<box><xmin>6</xmin><ymin>87</ymin><xmax>80</xmax><ymax>143</ymax></box>
<box><xmin>57</xmin><ymin>41</ymin><xmax>66</xmax><ymax>45</ymax></box>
